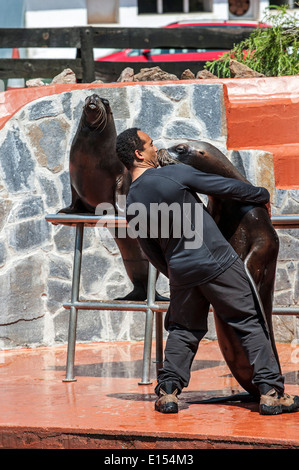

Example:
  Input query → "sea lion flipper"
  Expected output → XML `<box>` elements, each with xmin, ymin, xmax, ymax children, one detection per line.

<box><xmin>57</xmin><ymin>185</ymin><xmax>92</xmax><ymax>215</ymax></box>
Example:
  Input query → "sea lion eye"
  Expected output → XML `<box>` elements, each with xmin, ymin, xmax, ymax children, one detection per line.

<box><xmin>176</xmin><ymin>145</ymin><xmax>185</xmax><ymax>154</ymax></box>
<box><xmin>101</xmin><ymin>98</ymin><xmax>109</xmax><ymax>106</ymax></box>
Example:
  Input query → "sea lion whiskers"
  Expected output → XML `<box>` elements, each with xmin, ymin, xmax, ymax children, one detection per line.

<box><xmin>157</xmin><ymin>148</ymin><xmax>181</xmax><ymax>167</ymax></box>
<box><xmin>91</xmin><ymin>108</ymin><xmax>108</xmax><ymax>131</ymax></box>
<box><xmin>84</xmin><ymin>94</ymin><xmax>109</xmax><ymax>132</ymax></box>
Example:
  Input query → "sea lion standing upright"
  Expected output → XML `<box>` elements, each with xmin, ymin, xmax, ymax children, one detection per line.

<box><xmin>158</xmin><ymin>142</ymin><xmax>280</xmax><ymax>396</ymax></box>
<box><xmin>59</xmin><ymin>94</ymin><xmax>164</xmax><ymax>301</ymax></box>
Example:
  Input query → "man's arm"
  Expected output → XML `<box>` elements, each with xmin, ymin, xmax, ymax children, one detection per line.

<box><xmin>180</xmin><ymin>165</ymin><xmax>270</xmax><ymax>205</ymax></box>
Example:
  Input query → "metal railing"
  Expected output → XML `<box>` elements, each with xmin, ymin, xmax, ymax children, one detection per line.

<box><xmin>46</xmin><ymin>213</ymin><xmax>299</xmax><ymax>383</ymax></box>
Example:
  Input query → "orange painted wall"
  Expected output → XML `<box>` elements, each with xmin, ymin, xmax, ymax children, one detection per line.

<box><xmin>221</xmin><ymin>75</ymin><xmax>299</xmax><ymax>189</ymax></box>
<box><xmin>0</xmin><ymin>76</ymin><xmax>298</xmax><ymax>189</ymax></box>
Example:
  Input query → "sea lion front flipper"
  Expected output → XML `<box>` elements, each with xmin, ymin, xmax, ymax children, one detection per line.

<box><xmin>58</xmin><ymin>185</ymin><xmax>92</xmax><ymax>215</ymax></box>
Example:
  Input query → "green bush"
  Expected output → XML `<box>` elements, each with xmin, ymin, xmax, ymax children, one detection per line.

<box><xmin>205</xmin><ymin>5</ymin><xmax>299</xmax><ymax>78</ymax></box>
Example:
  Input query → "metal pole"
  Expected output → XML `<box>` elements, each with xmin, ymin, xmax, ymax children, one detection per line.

<box><xmin>63</xmin><ymin>223</ymin><xmax>84</xmax><ymax>382</ymax></box>
<box><xmin>138</xmin><ymin>263</ymin><xmax>157</xmax><ymax>385</ymax></box>
<box><xmin>155</xmin><ymin>312</ymin><xmax>164</xmax><ymax>376</ymax></box>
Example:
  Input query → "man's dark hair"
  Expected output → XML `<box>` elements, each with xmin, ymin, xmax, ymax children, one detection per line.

<box><xmin>116</xmin><ymin>127</ymin><xmax>145</xmax><ymax>170</ymax></box>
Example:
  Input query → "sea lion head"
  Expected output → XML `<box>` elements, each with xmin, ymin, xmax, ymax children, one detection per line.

<box><xmin>158</xmin><ymin>142</ymin><xmax>221</xmax><ymax>171</ymax></box>
<box><xmin>83</xmin><ymin>94</ymin><xmax>112</xmax><ymax>132</ymax></box>
<box><xmin>158</xmin><ymin>141</ymin><xmax>246</xmax><ymax>180</ymax></box>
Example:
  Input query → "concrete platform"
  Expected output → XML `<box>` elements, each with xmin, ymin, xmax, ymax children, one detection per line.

<box><xmin>0</xmin><ymin>340</ymin><xmax>298</xmax><ymax>450</ymax></box>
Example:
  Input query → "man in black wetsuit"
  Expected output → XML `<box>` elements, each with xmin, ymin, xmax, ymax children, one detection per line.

<box><xmin>116</xmin><ymin>127</ymin><xmax>299</xmax><ymax>416</ymax></box>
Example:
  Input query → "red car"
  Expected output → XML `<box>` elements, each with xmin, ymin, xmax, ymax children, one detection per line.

<box><xmin>97</xmin><ymin>21</ymin><xmax>267</xmax><ymax>63</ymax></box>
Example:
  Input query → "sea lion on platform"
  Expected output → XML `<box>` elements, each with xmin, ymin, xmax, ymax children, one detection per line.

<box><xmin>59</xmin><ymin>94</ymin><xmax>166</xmax><ymax>301</ymax></box>
<box><xmin>158</xmin><ymin>142</ymin><xmax>280</xmax><ymax>396</ymax></box>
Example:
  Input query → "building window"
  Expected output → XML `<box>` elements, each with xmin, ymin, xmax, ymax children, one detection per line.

<box><xmin>138</xmin><ymin>0</ymin><xmax>207</xmax><ymax>14</ymax></box>
<box><xmin>228</xmin><ymin>0</ymin><xmax>250</xmax><ymax>16</ymax></box>
<box><xmin>163</xmin><ymin>0</ymin><xmax>183</xmax><ymax>13</ymax></box>
<box><xmin>189</xmin><ymin>0</ymin><xmax>205</xmax><ymax>12</ymax></box>
<box><xmin>138</xmin><ymin>0</ymin><xmax>156</xmax><ymax>13</ymax></box>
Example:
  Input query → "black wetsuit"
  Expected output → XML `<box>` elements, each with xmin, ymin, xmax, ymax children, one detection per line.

<box><xmin>125</xmin><ymin>164</ymin><xmax>284</xmax><ymax>396</ymax></box>
<box><xmin>126</xmin><ymin>164</ymin><xmax>268</xmax><ymax>287</ymax></box>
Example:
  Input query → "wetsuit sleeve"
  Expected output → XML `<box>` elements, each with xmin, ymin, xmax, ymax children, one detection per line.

<box><xmin>180</xmin><ymin>165</ymin><xmax>270</xmax><ymax>204</ymax></box>
<box><xmin>136</xmin><ymin>238</ymin><xmax>169</xmax><ymax>278</ymax></box>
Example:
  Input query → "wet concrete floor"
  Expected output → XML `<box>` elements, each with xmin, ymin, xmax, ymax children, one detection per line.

<box><xmin>0</xmin><ymin>340</ymin><xmax>298</xmax><ymax>449</ymax></box>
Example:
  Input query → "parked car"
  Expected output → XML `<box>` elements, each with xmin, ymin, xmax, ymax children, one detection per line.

<box><xmin>96</xmin><ymin>21</ymin><xmax>268</xmax><ymax>63</ymax></box>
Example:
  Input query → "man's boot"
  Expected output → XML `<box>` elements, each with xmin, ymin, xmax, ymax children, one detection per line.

<box><xmin>155</xmin><ymin>382</ymin><xmax>179</xmax><ymax>414</ymax></box>
<box><xmin>259</xmin><ymin>388</ymin><xmax>299</xmax><ymax>415</ymax></box>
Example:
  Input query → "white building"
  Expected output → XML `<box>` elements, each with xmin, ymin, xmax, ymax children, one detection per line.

<box><xmin>24</xmin><ymin>0</ymin><xmax>295</xmax><ymax>28</ymax></box>
<box><xmin>0</xmin><ymin>1</ymin><xmax>297</xmax><ymax>60</ymax></box>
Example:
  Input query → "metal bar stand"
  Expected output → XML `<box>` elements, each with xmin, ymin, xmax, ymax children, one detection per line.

<box><xmin>62</xmin><ymin>223</ymin><xmax>84</xmax><ymax>382</ymax></box>
<box><xmin>155</xmin><ymin>309</ymin><xmax>164</xmax><ymax>376</ymax></box>
<box><xmin>138</xmin><ymin>263</ymin><xmax>157</xmax><ymax>385</ymax></box>
<box><xmin>46</xmin><ymin>214</ymin><xmax>169</xmax><ymax>385</ymax></box>
<box><xmin>46</xmin><ymin>213</ymin><xmax>299</xmax><ymax>386</ymax></box>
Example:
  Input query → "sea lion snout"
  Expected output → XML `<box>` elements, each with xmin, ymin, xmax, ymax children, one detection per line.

<box><xmin>85</xmin><ymin>94</ymin><xmax>106</xmax><ymax>109</ymax></box>
<box><xmin>158</xmin><ymin>144</ymin><xmax>195</xmax><ymax>167</ymax></box>
<box><xmin>84</xmin><ymin>94</ymin><xmax>110</xmax><ymax>131</ymax></box>
<box><xmin>157</xmin><ymin>148</ymin><xmax>180</xmax><ymax>167</ymax></box>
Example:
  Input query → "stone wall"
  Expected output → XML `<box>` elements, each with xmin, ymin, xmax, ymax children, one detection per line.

<box><xmin>0</xmin><ymin>82</ymin><xmax>298</xmax><ymax>349</ymax></box>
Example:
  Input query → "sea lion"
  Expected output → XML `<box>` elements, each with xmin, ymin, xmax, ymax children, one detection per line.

<box><xmin>59</xmin><ymin>94</ymin><xmax>165</xmax><ymax>301</ymax></box>
<box><xmin>158</xmin><ymin>142</ymin><xmax>280</xmax><ymax>396</ymax></box>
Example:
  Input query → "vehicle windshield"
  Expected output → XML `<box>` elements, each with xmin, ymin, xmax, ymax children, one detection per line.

<box><xmin>127</xmin><ymin>48</ymin><xmax>227</xmax><ymax>56</ymax></box>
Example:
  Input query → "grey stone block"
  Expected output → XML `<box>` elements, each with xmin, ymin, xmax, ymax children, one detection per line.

<box><xmin>0</xmin><ymin>198</ymin><xmax>12</xmax><ymax>232</ymax></box>
<box><xmin>0</xmin><ymin>254</ymin><xmax>46</xmax><ymax>324</ymax></box>
<box><xmin>33</xmin><ymin>119</ymin><xmax>70</xmax><ymax>173</ymax></box>
<box><xmin>161</xmin><ymin>85</ymin><xmax>188</xmax><ymax>101</ymax></box>
<box><xmin>28</xmin><ymin>99</ymin><xmax>60</xmax><ymax>121</ymax></box>
<box><xmin>53</xmin><ymin>308</ymin><xmax>104</xmax><ymax>344</ymax></box>
<box><xmin>164</xmin><ymin>118</ymin><xmax>202</xmax><ymax>140</ymax></box>
<box><xmin>61</xmin><ymin>92</ymin><xmax>72</xmax><ymax>120</ymax></box>
<box><xmin>59</xmin><ymin>171</ymin><xmax>72</xmax><ymax>209</ymax></box>
<box><xmin>0</xmin><ymin>128</ymin><xmax>36</xmax><ymax>193</ymax></box>
<box><xmin>49</xmin><ymin>253</ymin><xmax>72</xmax><ymax>281</ymax></box>
<box><xmin>192</xmin><ymin>84</ymin><xmax>224</xmax><ymax>139</ymax></box>
<box><xmin>0</xmin><ymin>239</ymin><xmax>7</xmax><ymax>267</ymax></box>
<box><xmin>9</xmin><ymin>218</ymin><xmax>51</xmax><ymax>252</ymax></box>
<box><xmin>47</xmin><ymin>278</ymin><xmax>72</xmax><ymax>314</ymax></box>
<box><xmin>53</xmin><ymin>225</ymin><xmax>75</xmax><ymax>253</ymax></box>
<box><xmin>8</xmin><ymin>196</ymin><xmax>44</xmax><ymax>222</ymax></box>
<box><xmin>0</xmin><ymin>316</ymin><xmax>45</xmax><ymax>348</ymax></box>
<box><xmin>132</xmin><ymin>87</ymin><xmax>174</xmax><ymax>140</ymax></box>
<box><xmin>39</xmin><ymin>175</ymin><xmax>60</xmax><ymax>209</ymax></box>
<box><xmin>81</xmin><ymin>251</ymin><xmax>112</xmax><ymax>295</ymax></box>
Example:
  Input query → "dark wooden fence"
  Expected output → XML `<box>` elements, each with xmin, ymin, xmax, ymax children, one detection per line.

<box><xmin>0</xmin><ymin>26</ymin><xmax>256</xmax><ymax>83</ymax></box>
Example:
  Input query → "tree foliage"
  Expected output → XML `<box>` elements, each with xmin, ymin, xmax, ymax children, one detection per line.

<box><xmin>205</xmin><ymin>5</ymin><xmax>299</xmax><ymax>78</ymax></box>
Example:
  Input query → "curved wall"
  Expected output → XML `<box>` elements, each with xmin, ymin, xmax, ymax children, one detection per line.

<box><xmin>0</xmin><ymin>79</ymin><xmax>298</xmax><ymax>348</ymax></box>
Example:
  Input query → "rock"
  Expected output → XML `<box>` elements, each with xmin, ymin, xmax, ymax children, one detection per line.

<box><xmin>91</xmin><ymin>79</ymin><xmax>104</xmax><ymax>84</ymax></box>
<box><xmin>181</xmin><ymin>69</ymin><xmax>195</xmax><ymax>80</ymax></box>
<box><xmin>133</xmin><ymin>66</ymin><xmax>178</xmax><ymax>82</ymax></box>
<box><xmin>132</xmin><ymin>87</ymin><xmax>174</xmax><ymax>140</ymax></box>
<box><xmin>117</xmin><ymin>67</ymin><xmax>135</xmax><ymax>82</ymax></box>
<box><xmin>0</xmin><ymin>128</ymin><xmax>36</xmax><ymax>193</ymax></box>
<box><xmin>8</xmin><ymin>195</ymin><xmax>44</xmax><ymax>223</ymax></box>
<box><xmin>164</xmin><ymin>118</ymin><xmax>202</xmax><ymax>139</ymax></box>
<box><xmin>0</xmin><ymin>198</ymin><xmax>12</xmax><ymax>231</ymax></box>
<box><xmin>26</xmin><ymin>78</ymin><xmax>46</xmax><ymax>87</ymax></box>
<box><xmin>8</xmin><ymin>218</ymin><xmax>51</xmax><ymax>252</ymax></box>
<box><xmin>26</xmin><ymin>118</ymin><xmax>70</xmax><ymax>173</ymax></box>
<box><xmin>196</xmin><ymin>69</ymin><xmax>217</xmax><ymax>79</ymax></box>
<box><xmin>229</xmin><ymin>60</ymin><xmax>265</xmax><ymax>78</ymax></box>
<box><xmin>0</xmin><ymin>254</ymin><xmax>46</xmax><ymax>325</ymax></box>
<box><xmin>192</xmin><ymin>84</ymin><xmax>225</xmax><ymax>139</ymax></box>
<box><xmin>51</xmin><ymin>68</ymin><xmax>76</xmax><ymax>84</ymax></box>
